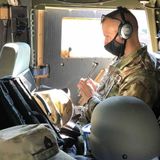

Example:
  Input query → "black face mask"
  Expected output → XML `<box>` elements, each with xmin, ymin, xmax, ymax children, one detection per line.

<box><xmin>104</xmin><ymin>33</ymin><xmax>126</xmax><ymax>57</ymax></box>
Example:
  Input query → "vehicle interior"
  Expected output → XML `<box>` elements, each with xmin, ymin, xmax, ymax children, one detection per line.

<box><xmin>0</xmin><ymin>0</ymin><xmax>160</xmax><ymax>159</ymax></box>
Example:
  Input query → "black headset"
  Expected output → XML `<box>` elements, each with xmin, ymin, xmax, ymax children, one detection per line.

<box><xmin>117</xmin><ymin>7</ymin><xmax>133</xmax><ymax>40</ymax></box>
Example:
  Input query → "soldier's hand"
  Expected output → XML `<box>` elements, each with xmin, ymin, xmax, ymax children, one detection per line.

<box><xmin>77</xmin><ymin>78</ymin><xmax>96</xmax><ymax>104</ymax></box>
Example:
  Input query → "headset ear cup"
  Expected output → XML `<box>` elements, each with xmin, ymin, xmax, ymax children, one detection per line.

<box><xmin>118</xmin><ymin>22</ymin><xmax>133</xmax><ymax>39</ymax></box>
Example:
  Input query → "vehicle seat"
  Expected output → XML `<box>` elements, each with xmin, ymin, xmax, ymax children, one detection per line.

<box><xmin>0</xmin><ymin>42</ymin><xmax>49</xmax><ymax>127</ymax></box>
<box><xmin>0</xmin><ymin>42</ymin><xmax>30</xmax><ymax>79</ymax></box>
<box><xmin>0</xmin><ymin>42</ymin><xmax>36</xmax><ymax>92</ymax></box>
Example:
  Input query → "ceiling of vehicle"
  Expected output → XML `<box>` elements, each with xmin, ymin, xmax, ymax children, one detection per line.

<box><xmin>55</xmin><ymin>0</ymin><xmax>113</xmax><ymax>2</ymax></box>
<box><xmin>31</xmin><ymin>0</ymin><xmax>143</xmax><ymax>9</ymax></box>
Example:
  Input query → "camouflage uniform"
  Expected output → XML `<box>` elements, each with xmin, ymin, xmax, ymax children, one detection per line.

<box><xmin>85</xmin><ymin>45</ymin><xmax>159</xmax><ymax>121</ymax></box>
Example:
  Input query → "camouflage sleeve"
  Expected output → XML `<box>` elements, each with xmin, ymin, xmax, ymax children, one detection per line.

<box><xmin>85</xmin><ymin>95</ymin><xmax>101</xmax><ymax>122</ymax></box>
<box><xmin>119</xmin><ymin>77</ymin><xmax>157</xmax><ymax>108</ymax></box>
<box><xmin>84</xmin><ymin>70</ymin><xmax>109</xmax><ymax>121</ymax></box>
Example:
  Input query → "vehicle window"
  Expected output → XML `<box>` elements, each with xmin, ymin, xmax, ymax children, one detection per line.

<box><xmin>61</xmin><ymin>9</ymin><xmax>150</xmax><ymax>58</ymax></box>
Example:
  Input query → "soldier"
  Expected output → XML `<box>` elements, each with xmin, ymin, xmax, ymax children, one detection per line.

<box><xmin>77</xmin><ymin>6</ymin><xmax>159</xmax><ymax>121</ymax></box>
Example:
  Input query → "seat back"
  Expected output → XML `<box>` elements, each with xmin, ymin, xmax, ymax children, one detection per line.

<box><xmin>0</xmin><ymin>42</ymin><xmax>30</xmax><ymax>79</ymax></box>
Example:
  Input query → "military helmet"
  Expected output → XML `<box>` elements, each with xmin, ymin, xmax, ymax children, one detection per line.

<box><xmin>89</xmin><ymin>96</ymin><xmax>160</xmax><ymax>160</ymax></box>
